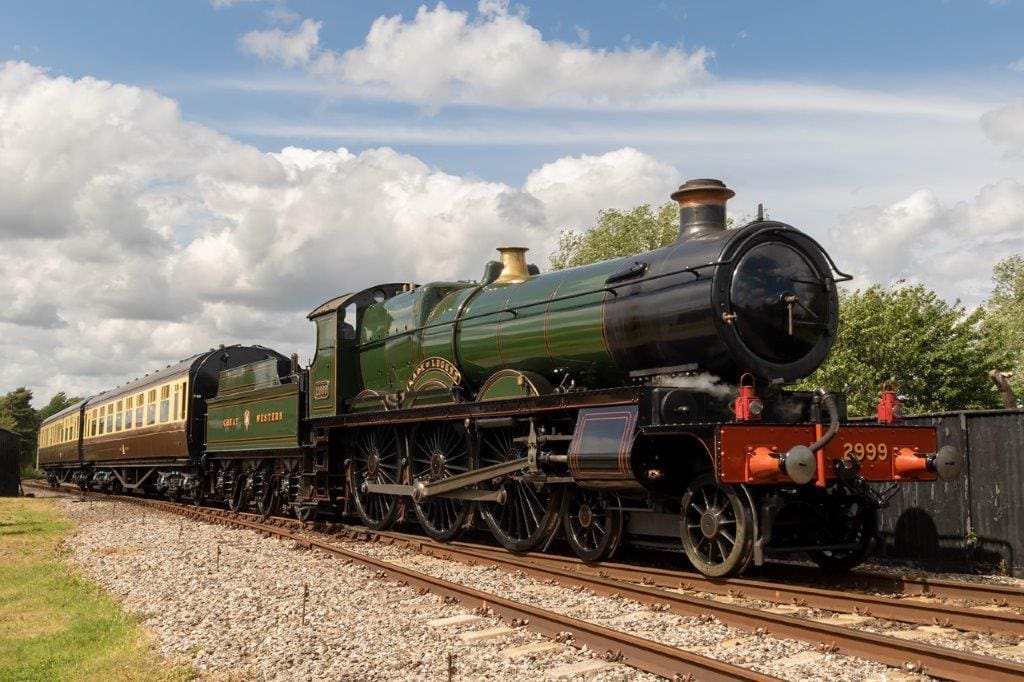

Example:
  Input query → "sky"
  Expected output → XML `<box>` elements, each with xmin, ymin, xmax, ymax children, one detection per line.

<box><xmin>1</xmin><ymin>0</ymin><xmax>1023</xmax><ymax>403</ymax></box>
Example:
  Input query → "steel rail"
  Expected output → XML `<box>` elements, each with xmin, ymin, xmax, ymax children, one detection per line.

<box><xmin>414</xmin><ymin>539</ymin><xmax>1024</xmax><ymax>636</ymax></box>
<box><xmin>34</xmin><ymin>482</ymin><xmax>1020</xmax><ymax>608</ymax></box>
<box><xmin>39</xmin><ymin>487</ymin><xmax>773</xmax><ymax>682</ymax></box>
<box><xmin>36</xmin><ymin>484</ymin><xmax>1024</xmax><ymax>679</ymax></box>
<box><xmin>180</xmin><ymin>502</ymin><xmax>1024</xmax><ymax>680</ymax></box>
<box><xmin>355</xmin><ymin>532</ymin><xmax>1024</xmax><ymax>681</ymax></box>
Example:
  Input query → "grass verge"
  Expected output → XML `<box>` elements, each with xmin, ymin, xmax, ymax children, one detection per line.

<box><xmin>0</xmin><ymin>496</ymin><xmax>191</xmax><ymax>681</ymax></box>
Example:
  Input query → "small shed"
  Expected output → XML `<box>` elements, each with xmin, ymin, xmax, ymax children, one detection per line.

<box><xmin>0</xmin><ymin>427</ymin><xmax>19</xmax><ymax>496</ymax></box>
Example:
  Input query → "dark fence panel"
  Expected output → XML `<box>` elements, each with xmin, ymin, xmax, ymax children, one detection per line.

<box><xmin>876</xmin><ymin>410</ymin><xmax>1024</xmax><ymax>574</ymax></box>
<box><xmin>0</xmin><ymin>428</ymin><xmax>20</xmax><ymax>497</ymax></box>
<box><xmin>966</xmin><ymin>412</ymin><xmax>1024</xmax><ymax>573</ymax></box>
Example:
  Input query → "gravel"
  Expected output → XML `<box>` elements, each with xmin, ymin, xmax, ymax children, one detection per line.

<box><xmin>43</xmin><ymin>492</ymin><xmax>652</xmax><ymax>681</ymax></box>
<box><xmin>46</xmin><ymin>488</ymin><xmax>1012</xmax><ymax>681</ymax></box>
<box><xmin>303</xmin><ymin>531</ymin><xmax>921</xmax><ymax>681</ymax></box>
<box><xmin>859</xmin><ymin>559</ymin><xmax>1024</xmax><ymax>588</ymax></box>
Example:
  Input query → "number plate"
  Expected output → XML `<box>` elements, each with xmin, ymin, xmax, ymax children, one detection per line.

<box><xmin>313</xmin><ymin>380</ymin><xmax>330</xmax><ymax>401</ymax></box>
<box><xmin>843</xmin><ymin>441</ymin><xmax>889</xmax><ymax>461</ymax></box>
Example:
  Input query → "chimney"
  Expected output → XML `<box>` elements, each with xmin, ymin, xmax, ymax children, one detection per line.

<box><xmin>494</xmin><ymin>247</ymin><xmax>531</xmax><ymax>284</ymax></box>
<box><xmin>670</xmin><ymin>178</ymin><xmax>735</xmax><ymax>240</ymax></box>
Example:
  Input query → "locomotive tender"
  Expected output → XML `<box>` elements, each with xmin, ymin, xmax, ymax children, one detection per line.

<box><xmin>39</xmin><ymin>179</ymin><xmax>963</xmax><ymax>577</ymax></box>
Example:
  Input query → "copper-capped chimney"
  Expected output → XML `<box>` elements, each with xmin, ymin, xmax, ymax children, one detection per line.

<box><xmin>670</xmin><ymin>178</ymin><xmax>735</xmax><ymax>240</ymax></box>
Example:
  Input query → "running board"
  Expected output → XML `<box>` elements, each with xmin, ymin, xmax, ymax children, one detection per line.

<box><xmin>362</xmin><ymin>457</ymin><xmax>529</xmax><ymax>502</ymax></box>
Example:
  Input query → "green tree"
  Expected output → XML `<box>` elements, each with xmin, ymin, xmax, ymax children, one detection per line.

<box><xmin>550</xmin><ymin>203</ymin><xmax>680</xmax><ymax>270</ymax></box>
<box><xmin>37</xmin><ymin>391</ymin><xmax>82</xmax><ymax>421</ymax></box>
<box><xmin>796</xmin><ymin>284</ymin><xmax>998</xmax><ymax>415</ymax></box>
<box><xmin>0</xmin><ymin>387</ymin><xmax>41</xmax><ymax>470</ymax></box>
<box><xmin>979</xmin><ymin>254</ymin><xmax>1024</xmax><ymax>401</ymax></box>
<box><xmin>550</xmin><ymin>201</ymin><xmax>742</xmax><ymax>270</ymax></box>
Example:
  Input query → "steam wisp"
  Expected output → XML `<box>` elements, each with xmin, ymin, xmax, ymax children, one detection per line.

<box><xmin>651</xmin><ymin>372</ymin><xmax>736</xmax><ymax>401</ymax></box>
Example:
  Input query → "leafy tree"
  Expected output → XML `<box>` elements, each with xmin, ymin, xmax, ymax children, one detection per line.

<box><xmin>979</xmin><ymin>255</ymin><xmax>1024</xmax><ymax>401</ymax></box>
<box><xmin>796</xmin><ymin>284</ymin><xmax>998</xmax><ymax>416</ymax></box>
<box><xmin>37</xmin><ymin>391</ymin><xmax>82</xmax><ymax>421</ymax></box>
<box><xmin>550</xmin><ymin>203</ymin><xmax>680</xmax><ymax>270</ymax></box>
<box><xmin>0</xmin><ymin>387</ymin><xmax>41</xmax><ymax>470</ymax></box>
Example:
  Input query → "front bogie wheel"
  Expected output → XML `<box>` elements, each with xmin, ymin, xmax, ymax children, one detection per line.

<box><xmin>679</xmin><ymin>473</ymin><xmax>754</xmax><ymax>577</ymax></box>
<box><xmin>564</xmin><ymin>486</ymin><xmax>623</xmax><ymax>563</ymax></box>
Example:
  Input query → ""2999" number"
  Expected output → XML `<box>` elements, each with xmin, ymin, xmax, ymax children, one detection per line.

<box><xmin>842</xmin><ymin>442</ymin><xmax>889</xmax><ymax>461</ymax></box>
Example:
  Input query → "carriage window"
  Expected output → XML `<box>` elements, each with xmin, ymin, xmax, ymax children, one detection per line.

<box><xmin>147</xmin><ymin>402</ymin><xmax>156</xmax><ymax>426</ymax></box>
<box><xmin>180</xmin><ymin>381</ymin><xmax>188</xmax><ymax>420</ymax></box>
<box><xmin>115</xmin><ymin>400</ymin><xmax>123</xmax><ymax>431</ymax></box>
<box><xmin>99</xmin><ymin>407</ymin><xmax>106</xmax><ymax>435</ymax></box>
<box><xmin>136</xmin><ymin>393</ymin><xmax>144</xmax><ymax>427</ymax></box>
<box><xmin>160</xmin><ymin>385</ymin><xmax>170</xmax><ymax>422</ymax></box>
<box><xmin>172</xmin><ymin>385</ymin><xmax>180</xmax><ymax>422</ymax></box>
<box><xmin>106</xmin><ymin>407</ymin><xmax>113</xmax><ymax>433</ymax></box>
<box><xmin>125</xmin><ymin>405</ymin><xmax>133</xmax><ymax>429</ymax></box>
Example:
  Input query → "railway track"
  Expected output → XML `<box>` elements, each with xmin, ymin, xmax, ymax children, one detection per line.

<box><xmin>34</xmin><ymin>483</ymin><xmax>1024</xmax><ymax>681</ymax></box>
<box><xmin>421</xmin><ymin>539</ymin><xmax>1024</xmax><ymax>636</ymax></box>
<box><xmin>34</xmin><ymin>485</ymin><xmax>772</xmax><ymax>681</ymax></box>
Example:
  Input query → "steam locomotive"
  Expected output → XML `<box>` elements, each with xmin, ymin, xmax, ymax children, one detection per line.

<box><xmin>38</xmin><ymin>179</ymin><xmax>962</xmax><ymax>577</ymax></box>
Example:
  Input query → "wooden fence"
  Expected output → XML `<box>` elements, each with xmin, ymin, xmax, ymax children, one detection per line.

<box><xmin>876</xmin><ymin>410</ymin><xmax>1024</xmax><ymax>575</ymax></box>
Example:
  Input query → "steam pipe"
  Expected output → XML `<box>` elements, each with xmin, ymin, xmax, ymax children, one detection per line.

<box><xmin>809</xmin><ymin>388</ymin><xmax>840</xmax><ymax>453</ymax></box>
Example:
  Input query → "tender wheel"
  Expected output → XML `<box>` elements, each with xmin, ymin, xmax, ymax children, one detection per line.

<box><xmin>228</xmin><ymin>472</ymin><xmax>250</xmax><ymax>512</ymax></box>
<box><xmin>192</xmin><ymin>483</ymin><xmax>206</xmax><ymax>508</ymax></box>
<box><xmin>477</xmin><ymin>425</ymin><xmax>563</xmax><ymax>552</ymax></box>
<box><xmin>351</xmin><ymin>426</ymin><xmax>404</xmax><ymax>530</ymax></box>
<box><xmin>809</xmin><ymin>499</ymin><xmax>878</xmax><ymax>573</ymax></box>
<box><xmin>257</xmin><ymin>473</ymin><xmax>282</xmax><ymax>518</ymax></box>
<box><xmin>680</xmin><ymin>473</ymin><xmax>754</xmax><ymax>577</ymax></box>
<box><xmin>410</xmin><ymin>422</ymin><xmax>473</xmax><ymax>542</ymax></box>
<box><xmin>564</xmin><ymin>487</ymin><xmax>623</xmax><ymax>563</ymax></box>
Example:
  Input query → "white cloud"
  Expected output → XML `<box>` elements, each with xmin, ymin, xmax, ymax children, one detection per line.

<box><xmin>982</xmin><ymin>100</ymin><xmax>1024</xmax><ymax>154</ymax></box>
<box><xmin>1010</xmin><ymin>57</ymin><xmax>1024</xmax><ymax>72</ymax></box>
<box><xmin>832</xmin><ymin>180</ymin><xmax>1024</xmax><ymax>304</ymax></box>
<box><xmin>0</xmin><ymin>61</ymin><xmax>675</xmax><ymax>401</ymax></box>
<box><xmin>524</xmin><ymin>148</ymin><xmax>679</xmax><ymax>229</ymax></box>
<box><xmin>211</xmin><ymin>0</ymin><xmax>261</xmax><ymax>8</ymax></box>
<box><xmin>239</xmin><ymin>18</ymin><xmax>321</xmax><ymax>68</ymax></box>
<box><xmin>237</xmin><ymin>2</ymin><xmax>709</xmax><ymax>109</ymax></box>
